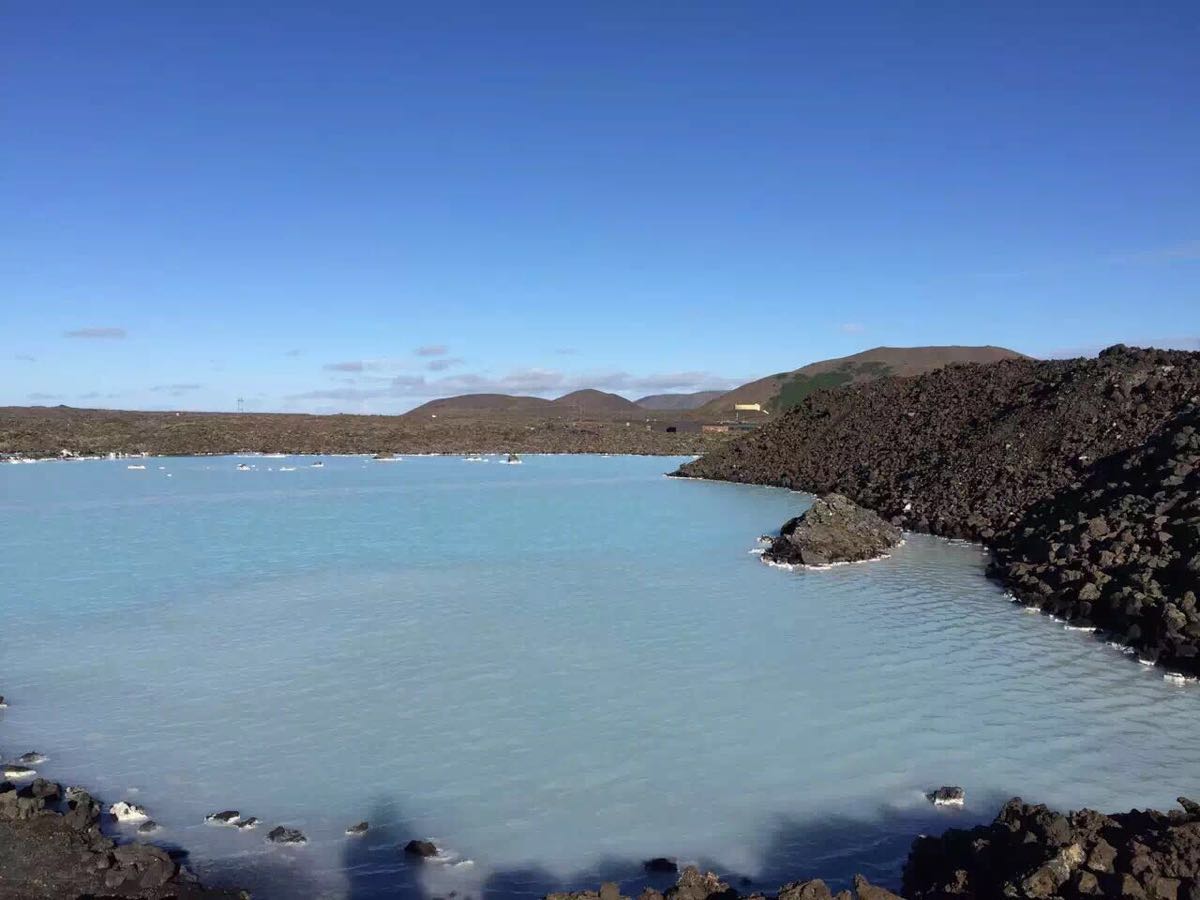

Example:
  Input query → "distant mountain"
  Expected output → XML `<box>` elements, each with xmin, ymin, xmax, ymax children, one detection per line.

<box><xmin>635</xmin><ymin>390</ymin><xmax>726</xmax><ymax>411</ymax></box>
<box><xmin>551</xmin><ymin>389</ymin><xmax>643</xmax><ymax>414</ymax></box>
<box><xmin>405</xmin><ymin>389</ymin><xmax>642</xmax><ymax>418</ymax></box>
<box><xmin>696</xmin><ymin>346</ymin><xmax>1028</xmax><ymax>417</ymax></box>
<box><xmin>405</xmin><ymin>393</ymin><xmax>556</xmax><ymax>416</ymax></box>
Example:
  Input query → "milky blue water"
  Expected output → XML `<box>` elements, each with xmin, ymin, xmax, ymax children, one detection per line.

<box><xmin>1</xmin><ymin>454</ymin><xmax>1198</xmax><ymax>899</ymax></box>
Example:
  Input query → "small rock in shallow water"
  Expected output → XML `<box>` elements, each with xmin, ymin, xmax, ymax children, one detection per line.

<box><xmin>267</xmin><ymin>825</ymin><xmax>307</xmax><ymax>845</ymax></box>
<box><xmin>16</xmin><ymin>752</ymin><xmax>46</xmax><ymax>765</ymax></box>
<box><xmin>205</xmin><ymin>809</ymin><xmax>241</xmax><ymax>825</ymax></box>
<box><xmin>109</xmin><ymin>800</ymin><xmax>150</xmax><ymax>822</ymax></box>
<box><xmin>644</xmin><ymin>858</ymin><xmax>679</xmax><ymax>874</ymax></box>
<box><xmin>235</xmin><ymin>816</ymin><xmax>259</xmax><ymax>830</ymax></box>
<box><xmin>2</xmin><ymin>765</ymin><xmax>36</xmax><ymax>780</ymax></box>
<box><xmin>138</xmin><ymin>820</ymin><xmax>161</xmax><ymax>834</ymax></box>
<box><xmin>764</xmin><ymin>494</ymin><xmax>902</xmax><ymax>567</ymax></box>
<box><xmin>346</xmin><ymin>821</ymin><xmax>369</xmax><ymax>836</ymax></box>
<box><xmin>404</xmin><ymin>839</ymin><xmax>439</xmax><ymax>858</ymax></box>
<box><xmin>928</xmin><ymin>786</ymin><xmax>965</xmax><ymax>807</ymax></box>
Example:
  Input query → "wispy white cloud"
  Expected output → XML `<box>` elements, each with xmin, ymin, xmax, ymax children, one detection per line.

<box><xmin>64</xmin><ymin>326</ymin><xmax>127</xmax><ymax>339</ymax></box>
<box><xmin>150</xmin><ymin>383</ymin><xmax>203</xmax><ymax>395</ymax></box>
<box><xmin>414</xmin><ymin>344</ymin><xmax>449</xmax><ymax>357</ymax></box>
<box><xmin>426</xmin><ymin>357</ymin><xmax>465</xmax><ymax>372</ymax></box>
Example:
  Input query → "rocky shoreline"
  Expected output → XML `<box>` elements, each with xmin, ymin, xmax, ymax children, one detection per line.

<box><xmin>0</xmin><ymin>777</ymin><xmax>246</xmax><ymax>898</ymax></box>
<box><xmin>676</xmin><ymin>346</ymin><xmax>1200</xmax><ymax>677</ymax></box>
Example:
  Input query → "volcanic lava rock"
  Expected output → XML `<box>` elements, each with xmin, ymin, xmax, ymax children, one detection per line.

<box><xmin>764</xmin><ymin>494</ymin><xmax>902</xmax><ymax>566</ymax></box>
<box><xmin>991</xmin><ymin>405</ymin><xmax>1200</xmax><ymax>676</ymax></box>
<box><xmin>267</xmin><ymin>825</ymin><xmax>307</xmax><ymax>845</ymax></box>
<box><xmin>678</xmin><ymin>347</ymin><xmax>1200</xmax><ymax>666</ymax></box>
<box><xmin>928</xmin><ymin>786</ymin><xmax>965</xmax><ymax>807</ymax></box>
<box><xmin>404</xmin><ymin>838</ymin><xmax>438</xmax><ymax>857</ymax></box>
<box><xmin>645</xmin><ymin>857</ymin><xmax>680</xmax><ymax>874</ymax></box>
<box><xmin>555</xmin><ymin>868</ymin><xmax>903</xmax><ymax>900</ymax></box>
<box><xmin>903</xmin><ymin>796</ymin><xmax>1200</xmax><ymax>900</ymax></box>
<box><xmin>346</xmin><ymin>820</ymin><xmax>370</xmax><ymax>836</ymax></box>
<box><xmin>0</xmin><ymin>779</ymin><xmax>243</xmax><ymax>897</ymax></box>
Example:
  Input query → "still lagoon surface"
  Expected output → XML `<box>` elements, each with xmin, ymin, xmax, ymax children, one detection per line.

<box><xmin>2</xmin><ymin>454</ymin><xmax>1197</xmax><ymax>898</ymax></box>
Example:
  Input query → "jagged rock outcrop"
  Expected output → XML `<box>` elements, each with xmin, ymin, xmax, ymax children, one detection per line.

<box><xmin>764</xmin><ymin>494</ymin><xmax>902</xmax><ymax>566</ymax></box>
<box><xmin>677</xmin><ymin>346</ymin><xmax>1200</xmax><ymax>668</ymax></box>
<box><xmin>990</xmin><ymin>406</ymin><xmax>1200</xmax><ymax>675</ymax></box>
<box><xmin>903</xmin><ymin>796</ymin><xmax>1200</xmax><ymax>900</ymax></box>
<box><xmin>0</xmin><ymin>780</ymin><xmax>243</xmax><ymax>898</ymax></box>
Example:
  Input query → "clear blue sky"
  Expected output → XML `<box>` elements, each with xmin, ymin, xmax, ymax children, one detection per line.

<box><xmin>3</xmin><ymin>2</ymin><xmax>1197</xmax><ymax>413</ymax></box>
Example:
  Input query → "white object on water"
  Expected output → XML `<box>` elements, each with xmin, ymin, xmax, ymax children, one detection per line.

<box><xmin>110</xmin><ymin>801</ymin><xmax>150</xmax><ymax>823</ymax></box>
<box><xmin>2</xmin><ymin>765</ymin><xmax>36</xmax><ymax>780</ymax></box>
<box><xmin>127</xmin><ymin>465</ymin><xmax>146</xmax><ymax>470</ymax></box>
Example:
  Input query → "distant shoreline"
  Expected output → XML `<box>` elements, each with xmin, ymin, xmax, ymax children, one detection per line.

<box><xmin>1</xmin><ymin>405</ymin><xmax>733</xmax><ymax>460</ymax></box>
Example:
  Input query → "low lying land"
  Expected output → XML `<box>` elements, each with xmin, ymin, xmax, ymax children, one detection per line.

<box><xmin>0</xmin><ymin>405</ymin><xmax>730</xmax><ymax>458</ymax></box>
<box><xmin>678</xmin><ymin>345</ymin><xmax>1200</xmax><ymax>675</ymax></box>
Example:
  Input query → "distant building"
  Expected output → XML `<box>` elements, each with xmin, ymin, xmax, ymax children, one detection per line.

<box><xmin>734</xmin><ymin>403</ymin><xmax>763</xmax><ymax>412</ymax></box>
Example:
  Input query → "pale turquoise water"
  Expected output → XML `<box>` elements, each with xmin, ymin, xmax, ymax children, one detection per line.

<box><xmin>1</xmin><ymin>454</ymin><xmax>1198</xmax><ymax>899</ymax></box>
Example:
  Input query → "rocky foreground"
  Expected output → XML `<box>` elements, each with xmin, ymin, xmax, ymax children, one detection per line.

<box><xmin>0</xmin><ymin>778</ymin><xmax>244</xmax><ymax>898</ymax></box>
<box><xmin>556</xmin><ymin>797</ymin><xmax>1200</xmax><ymax>900</ymax></box>
<box><xmin>677</xmin><ymin>346</ymin><xmax>1200</xmax><ymax>675</ymax></box>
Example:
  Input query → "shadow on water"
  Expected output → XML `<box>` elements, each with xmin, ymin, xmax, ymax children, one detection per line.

<box><xmin>196</xmin><ymin>790</ymin><xmax>1013</xmax><ymax>899</ymax></box>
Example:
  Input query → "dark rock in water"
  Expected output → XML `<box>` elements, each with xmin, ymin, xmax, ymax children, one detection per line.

<box><xmin>346</xmin><ymin>821</ymin><xmax>370</xmax><ymax>836</ymax></box>
<box><xmin>404</xmin><ymin>838</ymin><xmax>439</xmax><ymax>858</ymax></box>
<box><xmin>645</xmin><ymin>857</ymin><xmax>679</xmax><ymax>874</ymax></box>
<box><xmin>138</xmin><ymin>819</ymin><xmax>161</xmax><ymax>834</ymax></box>
<box><xmin>234</xmin><ymin>816</ymin><xmax>258</xmax><ymax>830</ymax></box>
<box><xmin>16</xmin><ymin>752</ymin><xmax>46</xmax><ymax>765</ymax></box>
<box><xmin>1178</xmin><ymin>796</ymin><xmax>1200</xmax><ymax>819</ymax></box>
<box><xmin>764</xmin><ymin>494</ymin><xmax>902</xmax><ymax>567</ymax></box>
<box><xmin>205</xmin><ymin>809</ymin><xmax>240</xmax><ymax>825</ymax></box>
<box><xmin>927</xmin><ymin>785</ymin><xmax>965</xmax><ymax>807</ymax></box>
<box><xmin>267</xmin><ymin>825</ymin><xmax>307</xmax><ymax>845</ymax></box>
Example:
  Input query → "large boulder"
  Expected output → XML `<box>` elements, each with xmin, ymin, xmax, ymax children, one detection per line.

<box><xmin>765</xmin><ymin>494</ymin><xmax>902</xmax><ymax>567</ymax></box>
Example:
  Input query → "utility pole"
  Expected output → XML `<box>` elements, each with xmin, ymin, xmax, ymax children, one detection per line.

<box><xmin>237</xmin><ymin>396</ymin><xmax>245</xmax><ymax>413</ymax></box>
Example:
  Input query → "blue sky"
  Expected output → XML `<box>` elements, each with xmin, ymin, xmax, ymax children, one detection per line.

<box><xmin>3</xmin><ymin>2</ymin><xmax>1197</xmax><ymax>413</ymax></box>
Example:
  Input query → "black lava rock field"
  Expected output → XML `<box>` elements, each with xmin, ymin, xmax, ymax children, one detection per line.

<box><xmin>676</xmin><ymin>346</ymin><xmax>1200</xmax><ymax>673</ymax></box>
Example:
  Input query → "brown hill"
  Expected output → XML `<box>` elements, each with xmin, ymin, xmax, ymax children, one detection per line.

<box><xmin>635</xmin><ymin>390</ymin><xmax>726</xmax><ymax>411</ymax></box>
<box><xmin>696</xmin><ymin>345</ymin><xmax>1027</xmax><ymax>417</ymax></box>
<box><xmin>550</xmin><ymin>389</ymin><xmax>642</xmax><ymax>414</ymax></box>
<box><xmin>404</xmin><ymin>393</ymin><xmax>556</xmax><ymax>417</ymax></box>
